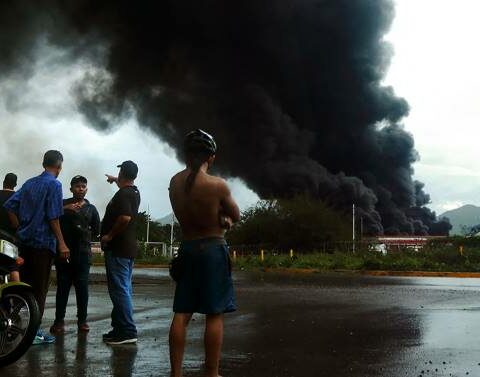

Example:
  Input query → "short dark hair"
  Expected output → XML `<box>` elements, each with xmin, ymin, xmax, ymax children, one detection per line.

<box><xmin>70</xmin><ymin>175</ymin><xmax>87</xmax><ymax>187</ymax></box>
<box><xmin>3</xmin><ymin>173</ymin><xmax>17</xmax><ymax>189</ymax></box>
<box><xmin>43</xmin><ymin>150</ymin><xmax>63</xmax><ymax>168</ymax></box>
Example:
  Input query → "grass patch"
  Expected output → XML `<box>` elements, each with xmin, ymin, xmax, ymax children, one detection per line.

<box><xmin>232</xmin><ymin>246</ymin><xmax>480</xmax><ymax>272</ymax></box>
<box><xmin>91</xmin><ymin>245</ymin><xmax>480</xmax><ymax>273</ymax></box>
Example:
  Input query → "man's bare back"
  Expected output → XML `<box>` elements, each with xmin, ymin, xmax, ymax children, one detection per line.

<box><xmin>169</xmin><ymin>167</ymin><xmax>240</xmax><ymax>240</ymax></box>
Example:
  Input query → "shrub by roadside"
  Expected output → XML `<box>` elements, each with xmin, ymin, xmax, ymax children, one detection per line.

<box><xmin>232</xmin><ymin>246</ymin><xmax>480</xmax><ymax>272</ymax></box>
<box><xmin>91</xmin><ymin>245</ymin><xmax>480</xmax><ymax>273</ymax></box>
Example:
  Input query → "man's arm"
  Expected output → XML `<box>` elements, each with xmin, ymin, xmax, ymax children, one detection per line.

<box><xmin>4</xmin><ymin>190</ymin><xmax>21</xmax><ymax>230</ymax></box>
<box><xmin>50</xmin><ymin>219</ymin><xmax>69</xmax><ymax>256</ymax></box>
<box><xmin>90</xmin><ymin>206</ymin><xmax>101</xmax><ymax>241</ymax></box>
<box><xmin>101</xmin><ymin>215</ymin><xmax>131</xmax><ymax>244</ymax></box>
<box><xmin>105</xmin><ymin>174</ymin><xmax>120</xmax><ymax>188</ymax></box>
<box><xmin>218</xmin><ymin>179</ymin><xmax>240</xmax><ymax>223</ymax></box>
<box><xmin>46</xmin><ymin>181</ymin><xmax>69</xmax><ymax>258</ymax></box>
<box><xmin>101</xmin><ymin>190</ymin><xmax>134</xmax><ymax>244</ymax></box>
<box><xmin>7</xmin><ymin>211</ymin><xmax>19</xmax><ymax>230</ymax></box>
<box><xmin>64</xmin><ymin>202</ymin><xmax>81</xmax><ymax>211</ymax></box>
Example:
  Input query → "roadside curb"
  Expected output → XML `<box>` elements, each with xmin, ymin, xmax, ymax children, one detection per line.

<box><xmin>92</xmin><ymin>263</ymin><xmax>169</xmax><ymax>268</ymax></box>
<box><xmin>91</xmin><ymin>264</ymin><xmax>480</xmax><ymax>278</ymax></box>
<box><xmin>263</xmin><ymin>268</ymin><xmax>480</xmax><ymax>278</ymax></box>
<box><xmin>262</xmin><ymin>267</ymin><xmax>321</xmax><ymax>274</ymax></box>
<box><xmin>357</xmin><ymin>270</ymin><xmax>480</xmax><ymax>278</ymax></box>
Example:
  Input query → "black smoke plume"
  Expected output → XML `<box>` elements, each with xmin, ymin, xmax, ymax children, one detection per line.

<box><xmin>0</xmin><ymin>0</ymin><xmax>451</xmax><ymax>235</ymax></box>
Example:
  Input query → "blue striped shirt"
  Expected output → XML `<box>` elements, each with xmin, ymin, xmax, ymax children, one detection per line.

<box><xmin>3</xmin><ymin>171</ymin><xmax>63</xmax><ymax>253</ymax></box>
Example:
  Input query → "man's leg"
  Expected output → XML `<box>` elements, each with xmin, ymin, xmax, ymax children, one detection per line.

<box><xmin>9</xmin><ymin>270</ymin><xmax>20</xmax><ymax>282</ymax></box>
<box><xmin>169</xmin><ymin>313</ymin><xmax>193</xmax><ymax>377</ymax></box>
<box><xmin>104</xmin><ymin>251</ymin><xmax>136</xmax><ymax>339</ymax></box>
<box><xmin>73</xmin><ymin>254</ymin><xmax>90</xmax><ymax>327</ymax></box>
<box><xmin>51</xmin><ymin>261</ymin><xmax>72</xmax><ymax>333</ymax></box>
<box><xmin>204</xmin><ymin>314</ymin><xmax>224</xmax><ymax>377</ymax></box>
<box><xmin>54</xmin><ymin>262</ymin><xmax>73</xmax><ymax>323</ymax></box>
<box><xmin>20</xmin><ymin>247</ymin><xmax>55</xmax><ymax>344</ymax></box>
<box><xmin>20</xmin><ymin>248</ymin><xmax>53</xmax><ymax>319</ymax></box>
<box><xmin>104</xmin><ymin>251</ymin><xmax>119</xmax><ymax>331</ymax></box>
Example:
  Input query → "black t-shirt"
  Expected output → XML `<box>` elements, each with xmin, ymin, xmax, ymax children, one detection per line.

<box><xmin>60</xmin><ymin>198</ymin><xmax>100</xmax><ymax>254</ymax></box>
<box><xmin>0</xmin><ymin>190</ymin><xmax>15</xmax><ymax>235</ymax></box>
<box><xmin>101</xmin><ymin>186</ymin><xmax>141</xmax><ymax>258</ymax></box>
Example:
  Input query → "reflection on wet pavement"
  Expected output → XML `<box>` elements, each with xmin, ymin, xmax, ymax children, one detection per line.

<box><xmin>2</xmin><ymin>271</ymin><xmax>480</xmax><ymax>376</ymax></box>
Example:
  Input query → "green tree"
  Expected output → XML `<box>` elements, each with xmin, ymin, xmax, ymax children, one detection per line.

<box><xmin>136</xmin><ymin>211</ymin><xmax>182</xmax><ymax>243</ymax></box>
<box><xmin>227</xmin><ymin>196</ymin><xmax>350</xmax><ymax>251</ymax></box>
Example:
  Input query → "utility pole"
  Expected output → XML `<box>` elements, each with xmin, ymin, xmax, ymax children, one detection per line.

<box><xmin>146</xmin><ymin>205</ymin><xmax>150</xmax><ymax>244</ymax></box>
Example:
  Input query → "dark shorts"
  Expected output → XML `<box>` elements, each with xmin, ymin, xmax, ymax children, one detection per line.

<box><xmin>173</xmin><ymin>237</ymin><xmax>236</xmax><ymax>314</ymax></box>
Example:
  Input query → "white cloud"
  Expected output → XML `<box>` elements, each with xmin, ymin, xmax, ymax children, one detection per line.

<box><xmin>385</xmin><ymin>0</ymin><xmax>480</xmax><ymax>214</ymax></box>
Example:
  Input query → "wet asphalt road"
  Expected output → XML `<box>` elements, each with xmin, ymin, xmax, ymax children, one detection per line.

<box><xmin>2</xmin><ymin>270</ymin><xmax>480</xmax><ymax>377</ymax></box>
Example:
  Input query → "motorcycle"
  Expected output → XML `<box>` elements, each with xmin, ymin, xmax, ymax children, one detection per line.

<box><xmin>0</xmin><ymin>231</ymin><xmax>40</xmax><ymax>367</ymax></box>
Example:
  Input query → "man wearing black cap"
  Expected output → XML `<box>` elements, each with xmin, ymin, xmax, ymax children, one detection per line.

<box><xmin>101</xmin><ymin>161</ymin><xmax>141</xmax><ymax>345</ymax></box>
<box><xmin>0</xmin><ymin>173</ymin><xmax>20</xmax><ymax>282</ymax></box>
<box><xmin>0</xmin><ymin>173</ymin><xmax>18</xmax><ymax>236</ymax></box>
<box><xmin>50</xmin><ymin>175</ymin><xmax>100</xmax><ymax>334</ymax></box>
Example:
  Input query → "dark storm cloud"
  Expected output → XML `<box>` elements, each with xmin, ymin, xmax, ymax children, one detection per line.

<box><xmin>0</xmin><ymin>0</ymin><xmax>450</xmax><ymax>235</ymax></box>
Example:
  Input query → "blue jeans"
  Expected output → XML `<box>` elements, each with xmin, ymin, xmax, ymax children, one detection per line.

<box><xmin>55</xmin><ymin>251</ymin><xmax>91</xmax><ymax>324</ymax></box>
<box><xmin>104</xmin><ymin>250</ymin><xmax>137</xmax><ymax>337</ymax></box>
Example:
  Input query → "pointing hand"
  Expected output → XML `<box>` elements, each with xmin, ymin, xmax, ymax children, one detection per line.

<box><xmin>105</xmin><ymin>174</ymin><xmax>118</xmax><ymax>184</ymax></box>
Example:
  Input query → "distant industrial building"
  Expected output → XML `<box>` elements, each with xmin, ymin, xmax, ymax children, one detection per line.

<box><xmin>367</xmin><ymin>236</ymin><xmax>447</xmax><ymax>253</ymax></box>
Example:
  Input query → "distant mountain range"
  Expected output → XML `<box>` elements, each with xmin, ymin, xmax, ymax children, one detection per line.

<box><xmin>440</xmin><ymin>205</ymin><xmax>480</xmax><ymax>235</ymax></box>
<box><xmin>156</xmin><ymin>212</ymin><xmax>178</xmax><ymax>225</ymax></box>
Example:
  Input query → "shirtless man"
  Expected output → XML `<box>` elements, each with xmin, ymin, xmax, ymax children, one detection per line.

<box><xmin>168</xmin><ymin>129</ymin><xmax>240</xmax><ymax>377</ymax></box>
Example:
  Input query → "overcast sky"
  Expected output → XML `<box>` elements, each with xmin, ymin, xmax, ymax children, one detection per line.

<box><xmin>0</xmin><ymin>0</ymin><xmax>477</xmax><ymax>218</ymax></box>
<box><xmin>385</xmin><ymin>0</ymin><xmax>480</xmax><ymax>214</ymax></box>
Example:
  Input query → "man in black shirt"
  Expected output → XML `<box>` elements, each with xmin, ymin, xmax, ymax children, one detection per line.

<box><xmin>0</xmin><ymin>173</ymin><xmax>20</xmax><ymax>281</ymax></box>
<box><xmin>50</xmin><ymin>175</ymin><xmax>100</xmax><ymax>334</ymax></box>
<box><xmin>101</xmin><ymin>161</ymin><xmax>141</xmax><ymax>345</ymax></box>
<box><xmin>0</xmin><ymin>173</ymin><xmax>17</xmax><ymax>235</ymax></box>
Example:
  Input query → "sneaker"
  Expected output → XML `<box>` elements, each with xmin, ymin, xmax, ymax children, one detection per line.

<box><xmin>102</xmin><ymin>330</ymin><xmax>118</xmax><ymax>342</ymax></box>
<box><xmin>105</xmin><ymin>334</ymin><xmax>137</xmax><ymax>345</ymax></box>
<box><xmin>78</xmin><ymin>323</ymin><xmax>90</xmax><ymax>332</ymax></box>
<box><xmin>50</xmin><ymin>321</ymin><xmax>65</xmax><ymax>335</ymax></box>
<box><xmin>32</xmin><ymin>330</ymin><xmax>56</xmax><ymax>345</ymax></box>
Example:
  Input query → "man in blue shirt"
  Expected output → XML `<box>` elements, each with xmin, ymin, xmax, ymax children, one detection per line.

<box><xmin>4</xmin><ymin>150</ymin><xmax>70</xmax><ymax>345</ymax></box>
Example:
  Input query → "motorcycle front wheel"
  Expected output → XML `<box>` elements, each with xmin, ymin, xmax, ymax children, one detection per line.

<box><xmin>0</xmin><ymin>291</ymin><xmax>40</xmax><ymax>367</ymax></box>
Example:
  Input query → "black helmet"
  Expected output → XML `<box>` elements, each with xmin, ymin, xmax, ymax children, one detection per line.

<box><xmin>184</xmin><ymin>129</ymin><xmax>217</xmax><ymax>155</ymax></box>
